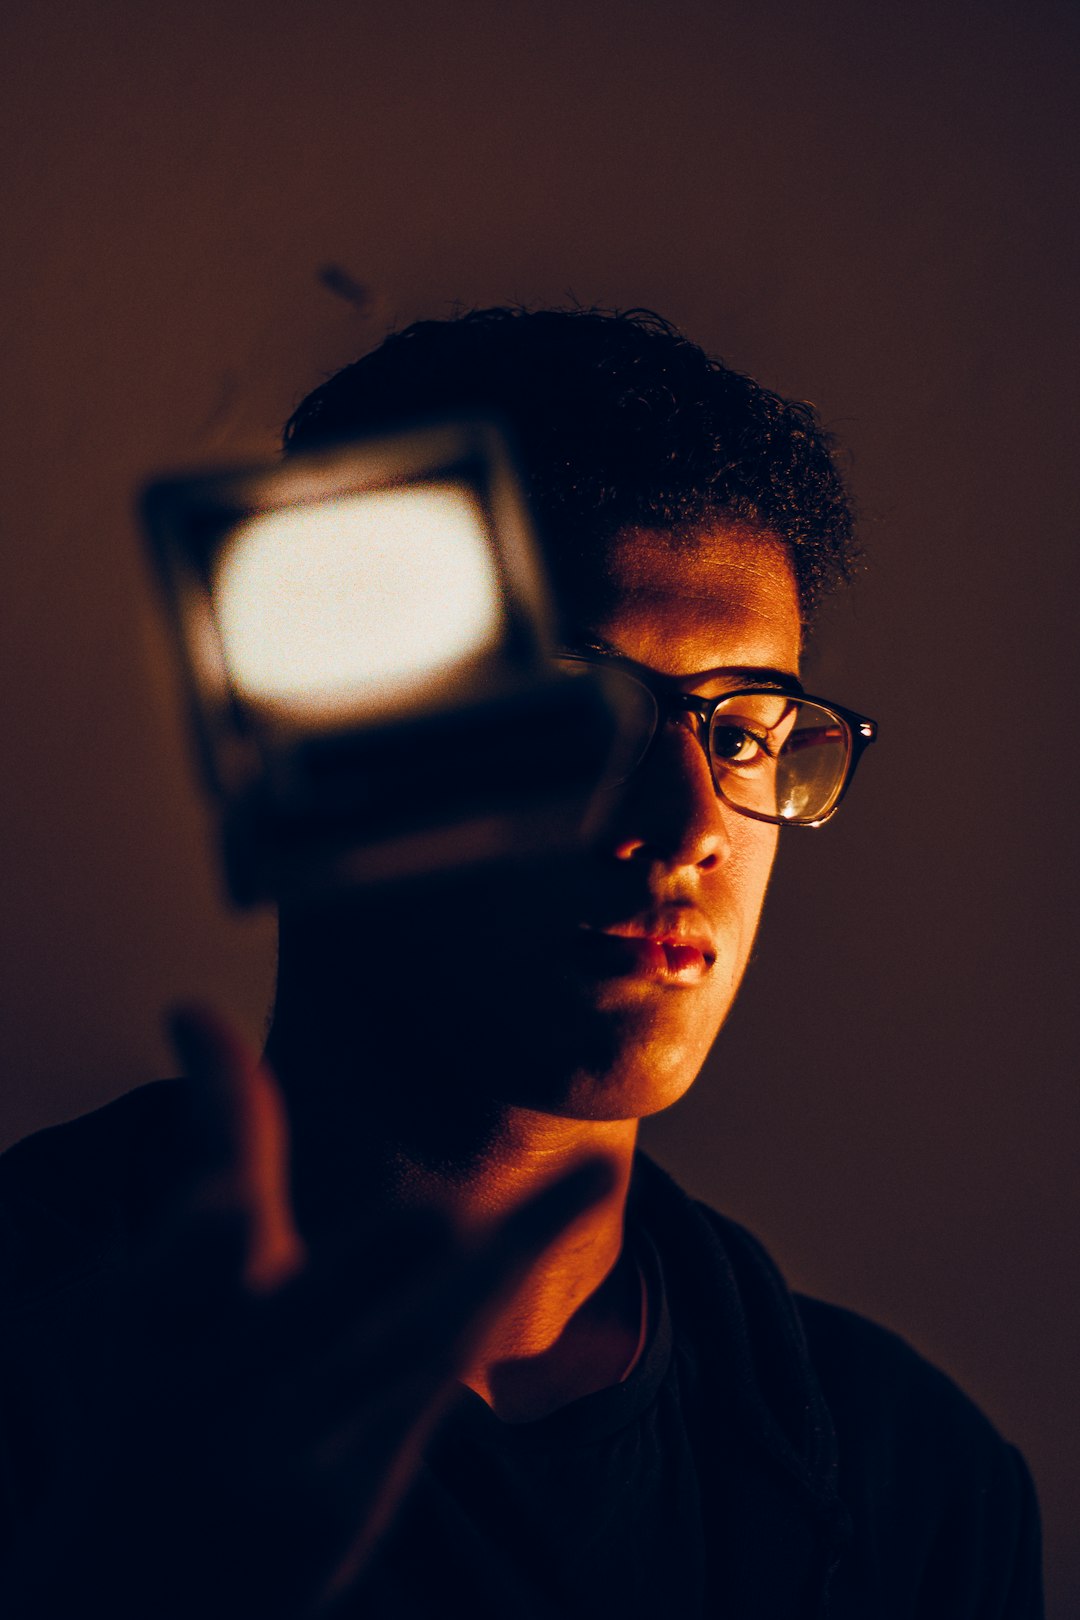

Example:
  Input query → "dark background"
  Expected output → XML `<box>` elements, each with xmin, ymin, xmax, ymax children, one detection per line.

<box><xmin>2</xmin><ymin>0</ymin><xmax>1077</xmax><ymax>1609</ymax></box>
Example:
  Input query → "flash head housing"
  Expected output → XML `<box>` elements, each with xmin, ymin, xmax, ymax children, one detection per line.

<box><xmin>141</xmin><ymin>419</ymin><xmax>620</xmax><ymax>907</ymax></box>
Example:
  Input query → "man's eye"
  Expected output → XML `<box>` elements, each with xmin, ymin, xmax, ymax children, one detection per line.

<box><xmin>712</xmin><ymin>724</ymin><xmax>770</xmax><ymax>767</ymax></box>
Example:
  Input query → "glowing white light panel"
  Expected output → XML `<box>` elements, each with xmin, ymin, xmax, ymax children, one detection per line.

<box><xmin>213</xmin><ymin>483</ymin><xmax>503</xmax><ymax>724</ymax></box>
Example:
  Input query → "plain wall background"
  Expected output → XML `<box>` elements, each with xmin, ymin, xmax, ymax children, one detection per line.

<box><xmin>2</xmin><ymin>0</ymin><xmax>1077</xmax><ymax>1608</ymax></box>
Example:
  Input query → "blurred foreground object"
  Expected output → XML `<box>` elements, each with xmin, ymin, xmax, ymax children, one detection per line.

<box><xmin>141</xmin><ymin>421</ymin><xmax>620</xmax><ymax>907</ymax></box>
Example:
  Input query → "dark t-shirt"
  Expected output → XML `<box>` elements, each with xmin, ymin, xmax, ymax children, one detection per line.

<box><xmin>0</xmin><ymin>1082</ymin><xmax>1044</xmax><ymax>1617</ymax></box>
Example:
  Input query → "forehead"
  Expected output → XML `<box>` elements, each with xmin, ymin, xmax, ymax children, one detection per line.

<box><xmin>555</xmin><ymin>525</ymin><xmax>802</xmax><ymax>680</ymax></box>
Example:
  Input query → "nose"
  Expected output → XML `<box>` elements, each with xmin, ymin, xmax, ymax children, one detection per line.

<box><xmin>605</xmin><ymin>711</ymin><xmax>730</xmax><ymax>872</ymax></box>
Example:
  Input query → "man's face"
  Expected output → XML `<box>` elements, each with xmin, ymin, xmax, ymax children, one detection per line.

<box><xmin>339</xmin><ymin>522</ymin><xmax>802</xmax><ymax>1126</ymax></box>
<box><xmin>529</xmin><ymin>523</ymin><xmax>802</xmax><ymax>1119</ymax></box>
<box><xmin>302</xmin><ymin>522</ymin><xmax>802</xmax><ymax>1130</ymax></box>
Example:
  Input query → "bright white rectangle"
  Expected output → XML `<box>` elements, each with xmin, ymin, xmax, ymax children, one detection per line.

<box><xmin>212</xmin><ymin>482</ymin><xmax>504</xmax><ymax>725</ymax></box>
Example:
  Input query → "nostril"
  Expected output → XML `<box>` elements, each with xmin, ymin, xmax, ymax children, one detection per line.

<box><xmin>697</xmin><ymin>852</ymin><xmax>719</xmax><ymax>871</ymax></box>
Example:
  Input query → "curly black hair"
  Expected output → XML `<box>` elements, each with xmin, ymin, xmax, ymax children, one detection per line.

<box><xmin>283</xmin><ymin>306</ymin><xmax>858</xmax><ymax>621</ymax></box>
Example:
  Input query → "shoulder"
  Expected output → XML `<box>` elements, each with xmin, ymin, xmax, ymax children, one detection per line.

<box><xmin>679</xmin><ymin>1190</ymin><xmax>1043</xmax><ymax>1616</ymax></box>
<box><xmin>794</xmin><ymin>1290</ymin><xmax>1028</xmax><ymax>1496</ymax></box>
<box><xmin>793</xmin><ymin>1294</ymin><xmax>1042</xmax><ymax>1616</ymax></box>
<box><xmin>0</xmin><ymin>1081</ymin><xmax>192</xmax><ymax>1311</ymax></box>
<box><xmin>684</xmin><ymin>1186</ymin><xmax>1021</xmax><ymax>1478</ymax></box>
<box><xmin>795</xmin><ymin>1290</ymin><xmax>992</xmax><ymax>1430</ymax></box>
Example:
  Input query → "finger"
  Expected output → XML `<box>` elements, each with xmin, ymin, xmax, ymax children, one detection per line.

<box><xmin>167</xmin><ymin>1002</ymin><xmax>307</xmax><ymax>1293</ymax></box>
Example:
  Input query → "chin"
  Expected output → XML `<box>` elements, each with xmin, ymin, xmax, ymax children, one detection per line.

<box><xmin>553</xmin><ymin>1067</ymin><xmax>703</xmax><ymax>1123</ymax></box>
<box><xmin>508</xmin><ymin>1006</ymin><xmax>723</xmax><ymax>1122</ymax></box>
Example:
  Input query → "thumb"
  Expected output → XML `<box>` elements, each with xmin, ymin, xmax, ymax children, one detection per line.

<box><xmin>167</xmin><ymin>1003</ymin><xmax>307</xmax><ymax>1293</ymax></box>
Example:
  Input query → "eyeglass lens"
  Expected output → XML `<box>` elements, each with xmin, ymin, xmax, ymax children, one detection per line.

<box><xmin>708</xmin><ymin>692</ymin><xmax>849</xmax><ymax>823</ymax></box>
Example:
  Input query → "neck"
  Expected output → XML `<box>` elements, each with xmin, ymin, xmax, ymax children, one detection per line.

<box><xmin>265</xmin><ymin>947</ymin><xmax>642</xmax><ymax>1422</ymax></box>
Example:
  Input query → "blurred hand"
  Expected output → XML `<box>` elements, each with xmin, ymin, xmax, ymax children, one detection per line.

<box><xmin>5</xmin><ymin>1005</ymin><xmax>612</xmax><ymax>1619</ymax></box>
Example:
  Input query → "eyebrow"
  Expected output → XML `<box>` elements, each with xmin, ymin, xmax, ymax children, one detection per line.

<box><xmin>557</xmin><ymin>637</ymin><xmax>804</xmax><ymax>695</ymax></box>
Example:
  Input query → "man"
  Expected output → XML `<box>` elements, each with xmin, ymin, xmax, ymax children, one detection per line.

<box><xmin>0</xmin><ymin>308</ymin><xmax>1041</xmax><ymax>1616</ymax></box>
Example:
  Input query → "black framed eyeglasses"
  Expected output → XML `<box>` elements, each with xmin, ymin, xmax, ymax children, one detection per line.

<box><xmin>556</xmin><ymin>653</ymin><xmax>877</xmax><ymax>828</ymax></box>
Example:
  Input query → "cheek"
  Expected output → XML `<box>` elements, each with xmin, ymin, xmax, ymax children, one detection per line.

<box><xmin>741</xmin><ymin>821</ymin><xmax>781</xmax><ymax>899</ymax></box>
<box><xmin>719</xmin><ymin>821</ymin><xmax>780</xmax><ymax>954</ymax></box>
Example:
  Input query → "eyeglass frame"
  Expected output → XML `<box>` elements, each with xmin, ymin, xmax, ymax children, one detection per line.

<box><xmin>556</xmin><ymin>650</ymin><xmax>878</xmax><ymax>828</ymax></box>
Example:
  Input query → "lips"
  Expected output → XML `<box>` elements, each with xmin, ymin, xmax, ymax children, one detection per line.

<box><xmin>575</xmin><ymin>910</ymin><xmax>717</xmax><ymax>984</ymax></box>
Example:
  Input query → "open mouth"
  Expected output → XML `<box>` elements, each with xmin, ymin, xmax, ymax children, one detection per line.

<box><xmin>573</xmin><ymin>929</ymin><xmax>715</xmax><ymax>983</ymax></box>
